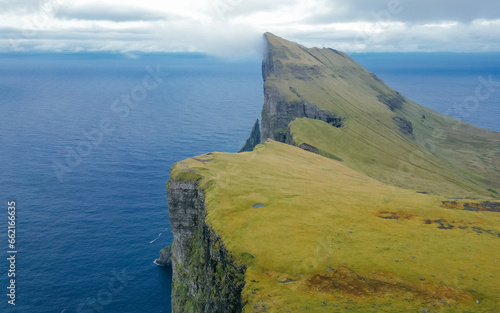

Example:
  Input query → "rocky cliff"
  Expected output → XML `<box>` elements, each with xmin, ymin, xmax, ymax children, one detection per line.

<box><xmin>167</xmin><ymin>178</ymin><xmax>245</xmax><ymax>313</ymax></box>
<box><xmin>238</xmin><ymin>119</ymin><xmax>261</xmax><ymax>153</ymax></box>
<box><xmin>261</xmin><ymin>85</ymin><xmax>343</xmax><ymax>143</ymax></box>
<box><xmin>156</xmin><ymin>244</ymin><xmax>172</xmax><ymax>266</ymax></box>
<box><xmin>260</xmin><ymin>36</ymin><xmax>344</xmax><ymax>143</ymax></box>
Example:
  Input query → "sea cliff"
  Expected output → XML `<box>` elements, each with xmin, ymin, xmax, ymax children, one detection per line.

<box><xmin>167</xmin><ymin>178</ymin><xmax>245</xmax><ymax>312</ymax></box>
<box><xmin>238</xmin><ymin>119</ymin><xmax>261</xmax><ymax>153</ymax></box>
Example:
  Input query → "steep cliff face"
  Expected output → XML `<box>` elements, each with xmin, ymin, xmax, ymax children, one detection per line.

<box><xmin>261</xmin><ymin>85</ymin><xmax>343</xmax><ymax>142</ymax></box>
<box><xmin>260</xmin><ymin>36</ymin><xmax>343</xmax><ymax>142</ymax></box>
<box><xmin>167</xmin><ymin>179</ymin><xmax>245</xmax><ymax>313</ymax></box>
<box><xmin>238</xmin><ymin>119</ymin><xmax>261</xmax><ymax>153</ymax></box>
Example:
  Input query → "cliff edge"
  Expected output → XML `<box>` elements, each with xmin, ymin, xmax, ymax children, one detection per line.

<box><xmin>167</xmin><ymin>176</ymin><xmax>245</xmax><ymax>312</ymax></box>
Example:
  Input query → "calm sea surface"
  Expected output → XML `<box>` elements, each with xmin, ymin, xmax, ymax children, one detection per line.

<box><xmin>0</xmin><ymin>52</ymin><xmax>499</xmax><ymax>312</ymax></box>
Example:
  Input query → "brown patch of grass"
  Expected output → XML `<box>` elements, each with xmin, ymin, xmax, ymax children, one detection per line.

<box><xmin>377</xmin><ymin>210</ymin><xmax>417</xmax><ymax>220</ymax></box>
<box><xmin>302</xmin><ymin>266</ymin><xmax>475</xmax><ymax>307</ymax></box>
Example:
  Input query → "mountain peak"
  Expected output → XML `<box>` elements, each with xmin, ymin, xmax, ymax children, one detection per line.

<box><xmin>260</xmin><ymin>33</ymin><xmax>500</xmax><ymax>197</ymax></box>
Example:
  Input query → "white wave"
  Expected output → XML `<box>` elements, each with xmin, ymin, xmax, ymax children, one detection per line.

<box><xmin>149</xmin><ymin>228</ymin><xmax>170</xmax><ymax>244</ymax></box>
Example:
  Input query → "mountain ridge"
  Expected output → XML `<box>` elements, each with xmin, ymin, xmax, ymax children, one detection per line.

<box><xmin>260</xmin><ymin>32</ymin><xmax>500</xmax><ymax>197</ymax></box>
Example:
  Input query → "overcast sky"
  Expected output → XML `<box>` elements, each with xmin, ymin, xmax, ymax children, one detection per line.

<box><xmin>1</xmin><ymin>0</ymin><xmax>500</xmax><ymax>57</ymax></box>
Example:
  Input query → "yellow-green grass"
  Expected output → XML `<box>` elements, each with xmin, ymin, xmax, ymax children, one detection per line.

<box><xmin>263</xmin><ymin>33</ymin><xmax>500</xmax><ymax>197</ymax></box>
<box><xmin>288</xmin><ymin>117</ymin><xmax>494</xmax><ymax>197</ymax></box>
<box><xmin>171</xmin><ymin>141</ymin><xmax>500</xmax><ymax>312</ymax></box>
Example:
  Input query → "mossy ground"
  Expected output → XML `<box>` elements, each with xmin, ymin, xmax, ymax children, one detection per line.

<box><xmin>171</xmin><ymin>141</ymin><xmax>500</xmax><ymax>312</ymax></box>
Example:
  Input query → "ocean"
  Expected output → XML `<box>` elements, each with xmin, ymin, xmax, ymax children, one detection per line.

<box><xmin>0</xmin><ymin>52</ymin><xmax>499</xmax><ymax>313</ymax></box>
<box><xmin>0</xmin><ymin>53</ymin><xmax>263</xmax><ymax>313</ymax></box>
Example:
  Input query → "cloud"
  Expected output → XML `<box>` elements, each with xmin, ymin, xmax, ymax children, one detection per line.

<box><xmin>55</xmin><ymin>3</ymin><xmax>168</xmax><ymax>22</ymax></box>
<box><xmin>0</xmin><ymin>0</ymin><xmax>499</xmax><ymax>54</ymax></box>
<box><xmin>0</xmin><ymin>15</ymin><xmax>264</xmax><ymax>58</ymax></box>
<box><xmin>304</xmin><ymin>0</ymin><xmax>500</xmax><ymax>24</ymax></box>
<box><xmin>0</xmin><ymin>0</ymin><xmax>45</xmax><ymax>14</ymax></box>
<box><xmin>278</xmin><ymin>19</ymin><xmax>500</xmax><ymax>53</ymax></box>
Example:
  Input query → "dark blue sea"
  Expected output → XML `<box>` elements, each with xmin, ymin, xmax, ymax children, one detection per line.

<box><xmin>0</xmin><ymin>52</ymin><xmax>499</xmax><ymax>313</ymax></box>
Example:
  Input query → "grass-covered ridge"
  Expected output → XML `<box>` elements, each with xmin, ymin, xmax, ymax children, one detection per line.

<box><xmin>171</xmin><ymin>141</ymin><xmax>500</xmax><ymax>312</ymax></box>
<box><xmin>263</xmin><ymin>33</ymin><xmax>500</xmax><ymax>198</ymax></box>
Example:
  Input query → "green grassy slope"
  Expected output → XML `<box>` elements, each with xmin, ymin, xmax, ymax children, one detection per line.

<box><xmin>263</xmin><ymin>33</ymin><xmax>500</xmax><ymax>197</ymax></box>
<box><xmin>171</xmin><ymin>141</ymin><xmax>500</xmax><ymax>312</ymax></box>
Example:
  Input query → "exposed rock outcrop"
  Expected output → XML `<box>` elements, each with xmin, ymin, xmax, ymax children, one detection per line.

<box><xmin>261</xmin><ymin>36</ymin><xmax>274</xmax><ymax>82</ymax></box>
<box><xmin>393</xmin><ymin>116</ymin><xmax>414</xmax><ymax>139</ymax></box>
<box><xmin>298</xmin><ymin>142</ymin><xmax>319</xmax><ymax>154</ymax></box>
<box><xmin>261</xmin><ymin>85</ymin><xmax>343</xmax><ymax>142</ymax></box>
<box><xmin>378</xmin><ymin>93</ymin><xmax>406</xmax><ymax>111</ymax></box>
<box><xmin>238</xmin><ymin>119</ymin><xmax>260</xmax><ymax>152</ymax></box>
<box><xmin>167</xmin><ymin>178</ymin><xmax>245</xmax><ymax>313</ymax></box>
<box><xmin>156</xmin><ymin>244</ymin><xmax>172</xmax><ymax>266</ymax></box>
